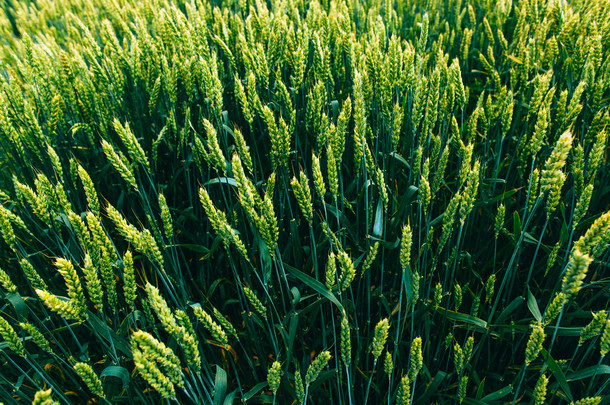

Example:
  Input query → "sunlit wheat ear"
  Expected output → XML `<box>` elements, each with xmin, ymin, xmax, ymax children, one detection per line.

<box><xmin>524</xmin><ymin>321</ymin><xmax>545</xmax><ymax>365</ymax></box>
<box><xmin>73</xmin><ymin>362</ymin><xmax>105</xmax><ymax>398</ymax></box>
<box><xmin>55</xmin><ymin>258</ymin><xmax>87</xmax><ymax>314</ymax></box>
<box><xmin>533</xmin><ymin>373</ymin><xmax>548</xmax><ymax>405</ymax></box>
<box><xmin>131</xmin><ymin>330</ymin><xmax>184</xmax><ymax>388</ymax></box>
<box><xmin>243</xmin><ymin>287</ymin><xmax>267</xmax><ymax>321</ymax></box>
<box><xmin>36</xmin><ymin>289</ymin><xmax>85</xmax><ymax>321</ymax></box>
<box><xmin>561</xmin><ymin>247</ymin><xmax>592</xmax><ymax>301</ymax></box>
<box><xmin>0</xmin><ymin>205</ymin><xmax>16</xmax><ymax>250</ymax></box>
<box><xmin>32</xmin><ymin>388</ymin><xmax>59</xmax><ymax>405</ymax></box>
<box><xmin>132</xmin><ymin>344</ymin><xmax>176</xmax><ymax>400</ymax></box>
<box><xmin>305</xmin><ymin>350</ymin><xmax>331</xmax><ymax>386</ymax></box>
<box><xmin>458</xmin><ymin>375</ymin><xmax>468</xmax><ymax>403</ymax></box>
<box><xmin>400</xmin><ymin>223</ymin><xmax>413</xmax><ymax>269</ymax></box>
<box><xmin>82</xmin><ymin>253</ymin><xmax>103</xmax><ymax>312</ymax></box>
<box><xmin>158</xmin><ymin>193</ymin><xmax>173</xmax><ymax>240</ymax></box>
<box><xmin>337</xmin><ymin>250</ymin><xmax>356</xmax><ymax>292</ymax></box>
<box><xmin>311</xmin><ymin>153</ymin><xmax>326</xmax><ymax>199</ymax></box>
<box><xmin>540</xmin><ymin>131</ymin><xmax>572</xmax><ymax>194</ymax></box>
<box><xmin>267</xmin><ymin>360</ymin><xmax>282</xmax><ymax>394</ymax></box>
<box><xmin>578</xmin><ymin>311</ymin><xmax>607</xmax><ymax>346</ymax></box>
<box><xmin>325</xmin><ymin>253</ymin><xmax>337</xmax><ymax>290</ymax></box>
<box><xmin>294</xmin><ymin>369</ymin><xmax>305</xmax><ymax>404</ymax></box>
<box><xmin>113</xmin><ymin>118</ymin><xmax>150</xmax><ymax>171</ymax></box>
<box><xmin>19</xmin><ymin>321</ymin><xmax>53</xmax><ymax>354</ymax></box>
<box><xmin>371</xmin><ymin>318</ymin><xmax>390</xmax><ymax>360</ymax></box>
<box><xmin>0</xmin><ymin>266</ymin><xmax>17</xmax><ymax>293</ymax></box>
<box><xmin>0</xmin><ymin>315</ymin><xmax>25</xmax><ymax>356</ymax></box>
<box><xmin>101</xmin><ymin>139</ymin><xmax>138</xmax><ymax>191</ymax></box>
<box><xmin>409</xmin><ymin>337</ymin><xmax>423</xmax><ymax>380</ymax></box>
<box><xmin>201</xmin><ymin>118</ymin><xmax>227</xmax><ymax>175</ymax></box>
<box><xmin>20</xmin><ymin>259</ymin><xmax>47</xmax><ymax>291</ymax></box>
<box><xmin>122</xmin><ymin>250</ymin><xmax>137</xmax><ymax>312</ymax></box>
<box><xmin>568</xmin><ymin>398</ymin><xmax>601</xmax><ymax>405</ymax></box>
<box><xmin>193</xmin><ymin>305</ymin><xmax>228</xmax><ymax>347</ymax></box>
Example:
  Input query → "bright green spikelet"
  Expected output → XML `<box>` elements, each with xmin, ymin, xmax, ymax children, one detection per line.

<box><xmin>384</xmin><ymin>350</ymin><xmax>394</xmax><ymax>376</ymax></box>
<box><xmin>291</xmin><ymin>172</ymin><xmax>313</xmax><ymax>225</ymax></box>
<box><xmin>55</xmin><ymin>258</ymin><xmax>87</xmax><ymax>315</ymax></box>
<box><xmin>0</xmin><ymin>315</ymin><xmax>25</xmax><ymax>356</ymax></box>
<box><xmin>233</xmin><ymin>128</ymin><xmax>254</xmax><ymax>174</ymax></box>
<box><xmin>0</xmin><ymin>266</ymin><xmax>17</xmax><ymax>293</ymax></box>
<box><xmin>231</xmin><ymin>153</ymin><xmax>258</xmax><ymax>216</ymax></box>
<box><xmin>540</xmin><ymin>131</ymin><xmax>573</xmax><ymax>194</ymax></box>
<box><xmin>533</xmin><ymin>374</ymin><xmax>548</xmax><ymax>405</ymax></box>
<box><xmin>131</xmin><ymin>329</ymin><xmax>184</xmax><ymax>388</ymax></box>
<box><xmin>578</xmin><ymin>311</ymin><xmax>607</xmax><ymax>346</ymax></box>
<box><xmin>32</xmin><ymin>388</ymin><xmax>59</xmax><ymax>405</ymax></box>
<box><xmin>36</xmin><ymin>289</ymin><xmax>85</xmax><ymax>321</ymax></box>
<box><xmin>267</xmin><ymin>361</ymin><xmax>282</xmax><ymax>394</ymax></box>
<box><xmin>438</xmin><ymin>193</ymin><xmax>460</xmax><ymax>254</ymax></box>
<box><xmin>132</xmin><ymin>345</ymin><xmax>176</xmax><ymax>400</ymax></box>
<box><xmin>327</xmin><ymin>145</ymin><xmax>339</xmax><ymax>201</ymax></box>
<box><xmin>400</xmin><ymin>223</ymin><xmax>412</xmax><ymax>269</ymax></box>
<box><xmin>193</xmin><ymin>305</ymin><xmax>228</xmax><ymax>347</ymax></box>
<box><xmin>362</xmin><ymin>241</ymin><xmax>379</xmax><ymax>272</ymax></box>
<box><xmin>312</xmin><ymin>153</ymin><xmax>326</xmax><ymax>199</ymax></box>
<box><xmin>337</xmin><ymin>250</ymin><xmax>356</xmax><ymax>292</ymax></box>
<box><xmin>545</xmin><ymin>172</ymin><xmax>565</xmax><ymax>218</ymax></box>
<box><xmin>525</xmin><ymin>322</ymin><xmax>545</xmax><ymax>365</ymax></box>
<box><xmin>325</xmin><ymin>253</ymin><xmax>337</xmax><ymax>290</ymax></box>
<box><xmin>494</xmin><ymin>204</ymin><xmax>505</xmax><ymax>239</ymax></box>
<box><xmin>396</xmin><ymin>374</ymin><xmax>411</xmax><ymax>405</ymax></box>
<box><xmin>145</xmin><ymin>282</ymin><xmax>178</xmax><ymax>333</ymax></box>
<box><xmin>101</xmin><ymin>139</ymin><xmax>138</xmax><ymax>191</ymax></box>
<box><xmin>199</xmin><ymin>187</ymin><xmax>249</xmax><ymax>260</ymax></box>
<box><xmin>123</xmin><ymin>250</ymin><xmax>136</xmax><ymax>312</ymax></box>
<box><xmin>485</xmin><ymin>274</ymin><xmax>496</xmax><ymax>304</ymax></box>
<box><xmin>433</xmin><ymin>282</ymin><xmax>443</xmax><ymax>308</ymax></box>
<box><xmin>546</xmin><ymin>242</ymin><xmax>561</xmax><ymax>276</ymax></box>
<box><xmin>409</xmin><ymin>337</ymin><xmax>423</xmax><ymax>380</ymax></box>
<box><xmin>201</xmin><ymin>118</ymin><xmax>227</xmax><ymax>174</ymax></box>
<box><xmin>340</xmin><ymin>312</ymin><xmax>351</xmax><ymax>367</ymax></box>
<box><xmin>211</xmin><ymin>307</ymin><xmax>238</xmax><ymax>339</ymax></box>
<box><xmin>391</xmin><ymin>102</ymin><xmax>404</xmax><ymax>151</ymax></box>
<box><xmin>158</xmin><ymin>193</ymin><xmax>174</xmax><ymax>240</ymax></box>
<box><xmin>419</xmin><ymin>175</ymin><xmax>430</xmax><ymax>213</ymax></box>
<box><xmin>562</xmin><ymin>247</ymin><xmax>592</xmax><ymax>300</ymax></box>
<box><xmin>0</xmin><ymin>202</ymin><xmax>16</xmax><ymax>249</ymax></box>
<box><xmin>295</xmin><ymin>369</ymin><xmax>305</xmax><ymax>404</ymax></box>
<box><xmin>569</xmin><ymin>398</ymin><xmax>601</xmax><ymax>405</ymax></box>
<box><xmin>19</xmin><ymin>322</ymin><xmax>53</xmax><ymax>354</ymax></box>
<box><xmin>458</xmin><ymin>375</ymin><xmax>468</xmax><ymax>403</ymax></box>
<box><xmin>243</xmin><ymin>287</ymin><xmax>267</xmax><ymax>320</ymax></box>
<box><xmin>73</xmin><ymin>362</ymin><xmax>105</xmax><ymax>398</ymax></box>
<box><xmin>464</xmin><ymin>336</ymin><xmax>475</xmax><ymax>361</ymax></box>
<box><xmin>459</xmin><ymin>161</ymin><xmax>480</xmax><ymax>225</ymax></box>
<box><xmin>371</xmin><ymin>318</ymin><xmax>390</xmax><ymax>360</ymax></box>
<box><xmin>528</xmin><ymin>168</ymin><xmax>540</xmax><ymax>208</ymax></box>
<box><xmin>544</xmin><ymin>292</ymin><xmax>565</xmax><ymax>326</ymax></box>
<box><xmin>573</xmin><ymin>184</ymin><xmax>593</xmax><ymax>228</ymax></box>
<box><xmin>574</xmin><ymin>211</ymin><xmax>610</xmax><ymax>257</ymax></box>
<box><xmin>82</xmin><ymin>254</ymin><xmax>103</xmax><ymax>312</ymax></box>
<box><xmin>600</xmin><ymin>318</ymin><xmax>610</xmax><ymax>358</ymax></box>
<box><xmin>77</xmin><ymin>164</ymin><xmax>100</xmax><ymax>216</ymax></box>
<box><xmin>454</xmin><ymin>342</ymin><xmax>464</xmax><ymax>373</ymax></box>
<box><xmin>305</xmin><ymin>350</ymin><xmax>331</xmax><ymax>386</ymax></box>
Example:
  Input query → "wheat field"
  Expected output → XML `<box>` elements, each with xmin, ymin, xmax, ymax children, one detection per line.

<box><xmin>0</xmin><ymin>0</ymin><xmax>609</xmax><ymax>403</ymax></box>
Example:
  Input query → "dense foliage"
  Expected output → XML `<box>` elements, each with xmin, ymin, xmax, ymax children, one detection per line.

<box><xmin>0</xmin><ymin>0</ymin><xmax>609</xmax><ymax>403</ymax></box>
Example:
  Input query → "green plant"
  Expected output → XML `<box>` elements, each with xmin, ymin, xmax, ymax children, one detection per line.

<box><xmin>0</xmin><ymin>0</ymin><xmax>609</xmax><ymax>403</ymax></box>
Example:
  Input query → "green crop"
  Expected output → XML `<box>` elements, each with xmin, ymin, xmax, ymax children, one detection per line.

<box><xmin>0</xmin><ymin>0</ymin><xmax>609</xmax><ymax>403</ymax></box>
